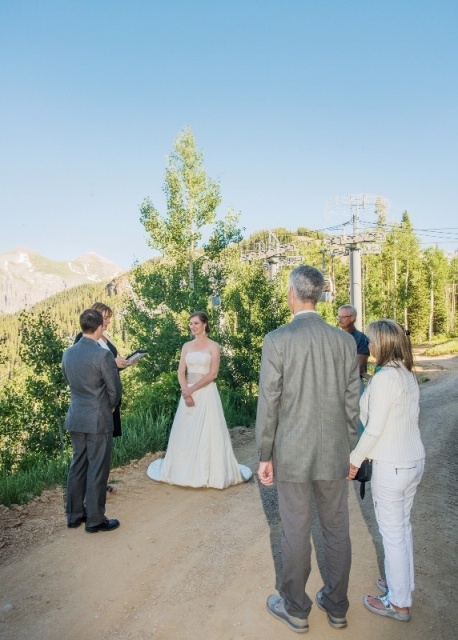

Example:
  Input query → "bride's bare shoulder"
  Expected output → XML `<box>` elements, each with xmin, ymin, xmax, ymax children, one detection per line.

<box><xmin>181</xmin><ymin>341</ymin><xmax>194</xmax><ymax>353</ymax></box>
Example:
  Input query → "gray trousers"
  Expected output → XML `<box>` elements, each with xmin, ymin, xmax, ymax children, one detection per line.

<box><xmin>66</xmin><ymin>431</ymin><xmax>113</xmax><ymax>527</ymax></box>
<box><xmin>277</xmin><ymin>479</ymin><xmax>351</xmax><ymax>619</ymax></box>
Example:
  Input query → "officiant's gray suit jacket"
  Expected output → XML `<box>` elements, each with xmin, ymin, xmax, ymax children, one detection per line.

<box><xmin>256</xmin><ymin>312</ymin><xmax>360</xmax><ymax>482</ymax></box>
<box><xmin>62</xmin><ymin>337</ymin><xmax>122</xmax><ymax>434</ymax></box>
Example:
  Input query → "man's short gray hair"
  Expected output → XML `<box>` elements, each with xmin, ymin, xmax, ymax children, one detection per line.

<box><xmin>289</xmin><ymin>265</ymin><xmax>324</xmax><ymax>304</ymax></box>
<box><xmin>339</xmin><ymin>304</ymin><xmax>357</xmax><ymax>317</ymax></box>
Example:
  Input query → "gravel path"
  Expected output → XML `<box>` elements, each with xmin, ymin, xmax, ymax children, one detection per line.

<box><xmin>1</xmin><ymin>353</ymin><xmax>456</xmax><ymax>640</ymax></box>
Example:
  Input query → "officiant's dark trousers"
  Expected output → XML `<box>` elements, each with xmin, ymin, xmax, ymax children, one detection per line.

<box><xmin>277</xmin><ymin>479</ymin><xmax>351</xmax><ymax>619</ymax></box>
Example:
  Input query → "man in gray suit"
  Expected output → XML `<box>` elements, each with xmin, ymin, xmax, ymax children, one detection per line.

<box><xmin>62</xmin><ymin>308</ymin><xmax>122</xmax><ymax>533</ymax></box>
<box><xmin>256</xmin><ymin>265</ymin><xmax>360</xmax><ymax>633</ymax></box>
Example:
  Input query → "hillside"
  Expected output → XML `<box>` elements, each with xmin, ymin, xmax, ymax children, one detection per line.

<box><xmin>0</xmin><ymin>275</ymin><xmax>132</xmax><ymax>386</ymax></box>
<box><xmin>0</xmin><ymin>247</ymin><xmax>124</xmax><ymax>314</ymax></box>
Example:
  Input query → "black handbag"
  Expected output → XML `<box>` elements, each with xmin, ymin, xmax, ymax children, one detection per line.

<box><xmin>353</xmin><ymin>459</ymin><xmax>372</xmax><ymax>499</ymax></box>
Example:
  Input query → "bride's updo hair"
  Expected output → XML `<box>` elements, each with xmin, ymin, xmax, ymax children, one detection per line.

<box><xmin>190</xmin><ymin>311</ymin><xmax>210</xmax><ymax>334</ymax></box>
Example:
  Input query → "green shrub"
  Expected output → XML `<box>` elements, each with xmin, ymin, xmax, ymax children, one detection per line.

<box><xmin>0</xmin><ymin>411</ymin><xmax>171</xmax><ymax>506</ymax></box>
<box><xmin>219</xmin><ymin>385</ymin><xmax>257</xmax><ymax>427</ymax></box>
<box><xmin>0</xmin><ymin>455</ymin><xmax>70</xmax><ymax>506</ymax></box>
<box><xmin>111</xmin><ymin>410</ymin><xmax>171</xmax><ymax>467</ymax></box>
<box><xmin>123</xmin><ymin>372</ymin><xmax>180</xmax><ymax>421</ymax></box>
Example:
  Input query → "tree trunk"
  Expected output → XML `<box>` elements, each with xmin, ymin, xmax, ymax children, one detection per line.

<box><xmin>404</xmin><ymin>264</ymin><xmax>409</xmax><ymax>329</ymax></box>
<box><xmin>393</xmin><ymin>257</ymin><xmax>397</xmax><ymax>320</ymax></box>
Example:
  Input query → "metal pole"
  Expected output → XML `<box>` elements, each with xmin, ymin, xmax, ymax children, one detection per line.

<box><xmin>268</xmin><ymin>258</ymin><xmax>279</xmax><ymax>279</ymax></box>
<box><xmin>349</xmin><ymin>202</ymin><xmax>363</xmax><ymax>330</ymax></box>
<box><xmin>350</xmin><ymin>248</ymin><xmax>362</xmax><ymax>330</ymax></box>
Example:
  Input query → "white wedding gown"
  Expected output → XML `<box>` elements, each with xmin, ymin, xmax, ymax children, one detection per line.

<box><xmin>147</xmin><ymin>352</ymin><xmax>252</xmax><ymax>489</ymax></box>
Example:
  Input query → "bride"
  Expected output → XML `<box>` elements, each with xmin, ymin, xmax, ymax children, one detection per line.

<box><xmin>147</xmin><ymin>311</ymin><xmax>252</xmax><ymax>488</ymax></box>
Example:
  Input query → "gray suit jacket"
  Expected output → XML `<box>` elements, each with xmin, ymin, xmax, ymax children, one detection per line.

<box><xmin>255</xmin><ymin>312</ymin><xmax>360</xmax><ymax>482</ymax></box>
<box><xmin>62</xmin><ymin>337</ymin><xmax>122</xmax><ymax>434</ymax></box>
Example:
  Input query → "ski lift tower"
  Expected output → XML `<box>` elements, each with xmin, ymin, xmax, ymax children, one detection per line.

<box><xmin>241</xmin><ymin>230</ymin><xmax>302</xmax><ymax>279</ymax></box>
<box><xmin>325</xmin><ymin>194</ymin><xmax>389</xmax><ymax>329</ymax></box>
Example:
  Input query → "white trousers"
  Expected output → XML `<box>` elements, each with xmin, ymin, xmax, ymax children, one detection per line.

<box><xmin>371</xmin><ymin>458</ymin><xmax>425</xmax><ymax>608</ymax></box>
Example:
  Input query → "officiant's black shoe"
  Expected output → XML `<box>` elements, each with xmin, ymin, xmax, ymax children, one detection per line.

<box><xmin>85</xmin><ymin>518</ymin><xmax>120</xmax><ymax>533</ymax></box>
<box><xmin>266</xmin><ymin>595</ymin><xmax>309</xmax><ymax>633</ymax></box>
<box><xmin>67</xmin><ymin>515</ymin><xmax>87</xmax><ymax>529</ymax></box>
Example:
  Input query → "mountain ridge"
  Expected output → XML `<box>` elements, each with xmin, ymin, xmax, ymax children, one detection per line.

<box><xmin>0</xmin><ymin>247</ymin><xmax>124</xmax><ymax>314</ymax></box>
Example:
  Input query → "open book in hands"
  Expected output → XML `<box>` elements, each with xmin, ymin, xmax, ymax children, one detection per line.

<box><xmin>124</xmin><ymin>349</ymin><xmax>148</xmax><ymax>366</ymax></box>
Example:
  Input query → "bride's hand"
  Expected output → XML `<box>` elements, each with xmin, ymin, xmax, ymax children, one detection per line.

<box><xmin>184</xmin><ymin>396</ymin><xmax>195</xmax><ymax>407</ymax></box>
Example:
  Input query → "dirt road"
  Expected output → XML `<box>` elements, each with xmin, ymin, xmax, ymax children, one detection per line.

<box><xmin>1</xmin><ymin>353</ymin><xmax>456</xmax><ymax>640</ymax></box>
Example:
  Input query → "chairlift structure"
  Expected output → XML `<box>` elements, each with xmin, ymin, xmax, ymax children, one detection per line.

<box><xmin>241</xmin><ymin>230</ymin><xmax>302</xmax><ymax>279</ymax></box>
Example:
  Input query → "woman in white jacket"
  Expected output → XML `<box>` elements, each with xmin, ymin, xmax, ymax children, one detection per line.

<box><xmin>349</xmin><ymin>319</ymin><xmax>425</xmax><ymax>622</ymax></box>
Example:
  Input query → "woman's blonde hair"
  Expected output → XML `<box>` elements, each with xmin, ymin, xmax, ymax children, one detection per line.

<box><xmin>91</xmin><ymin>302</ymin><xmax>113</xmax><ymax>318</ymax></box>
<box><xmin>366</xmin><ymin>319</ymin><xmax>414</xmax><ymax>371</ymax></box>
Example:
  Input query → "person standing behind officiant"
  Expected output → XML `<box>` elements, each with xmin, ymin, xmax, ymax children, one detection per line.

<box><xmin>338</xmin><ymin>305</ymin><xmax>370</xmax><ymax>381</ymax></box>
<box><xmin>75</xmin><ymin>302</ymin><xmax>127</xmax><ymax>494</ymax></box>
<box><xmin>338</xmin><ymin>304</ymin><xmax>371</xmax><ymax>436</ymax></box>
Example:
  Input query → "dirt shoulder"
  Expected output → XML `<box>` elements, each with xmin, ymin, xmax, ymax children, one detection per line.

<box><xmin>0</xmin><ymin>356</ymin><xmax>457</xmax><ymax>640</ymax></box>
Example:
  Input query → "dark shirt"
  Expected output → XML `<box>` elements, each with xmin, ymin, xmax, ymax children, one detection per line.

<box><xmin>350</xmin><ymin>327</ymin><xmax>370</xmax><ymax>356</ymax></box>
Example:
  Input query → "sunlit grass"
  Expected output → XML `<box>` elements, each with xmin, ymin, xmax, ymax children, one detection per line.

<box><xmin>0</xmin><ymin>409</ymin><xmax>172</xmax><ymax>507</ymax></box>
<box><xmin>0</xmin><ymin>456</ymin><xmax>70</xmax><ymax>507</ymax></box>
<box><xmin>423</xmin><ymin>339</ymin><xmax>458</xmax><ymax>357</ymax></box>
<box><xmin>111</xmin><ymin>409</ymin><xmax>171</xmax><ymax>468</ymax></box>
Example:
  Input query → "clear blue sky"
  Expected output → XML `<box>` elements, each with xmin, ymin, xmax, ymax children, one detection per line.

<box><xmin>1</xmin><ymin>0</ymin><xmax>457</xmax><ymax>270</ymax></box>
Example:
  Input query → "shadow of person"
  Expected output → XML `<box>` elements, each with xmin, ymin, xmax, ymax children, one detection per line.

<box><xmin>311</xmin><ymin>482</ymin><xmax>385</xmax><ymax>587</ymax></box>
<box><xmin>349</xmin><ymin>481</ymin><xmax>384</xmax><ymax>577</ymax></box>
<box><xmin>257</xmin><ymin>476</ymin><xmax>385</xmax><ymax>593</ymax></box>
<box><xmin>257</xmin><ymin>480</ymin><xmax>283</xmax><ymax>590</ymax></box>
